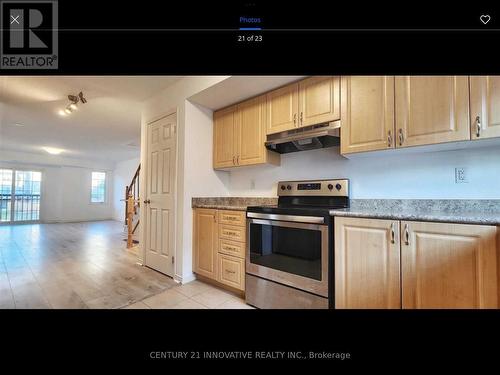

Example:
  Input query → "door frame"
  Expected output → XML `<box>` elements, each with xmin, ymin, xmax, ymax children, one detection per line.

<box><xmin>140</xmin><ymin>108</ymin><xmax>179</xmax><ymax>278</ymax></box>
<box><xmin>0</xmin><ymin>166</ymin><xmax>43</xmax><ymax>225</ymax></box>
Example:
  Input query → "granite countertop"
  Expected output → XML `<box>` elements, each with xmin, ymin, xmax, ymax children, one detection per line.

<box><xmin>192</xmin><ymin>197</ymin><xmax>500</xmax><ymax>225</ymax></box>
<box><xmin>330</xmin><ymin>200</ymin><xmax>500</xmax><ymax>225</ymax></box>
<box><xmin>192</xmin><ymin>197</ymin><xmax>277</xmax><ymax>211</ymax></box>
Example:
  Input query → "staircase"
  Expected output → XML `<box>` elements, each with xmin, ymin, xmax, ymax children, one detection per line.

<box><xmin>125</xmin><ymin>164</ymin><xmax>140</xmax><ymax>248</ymax></box>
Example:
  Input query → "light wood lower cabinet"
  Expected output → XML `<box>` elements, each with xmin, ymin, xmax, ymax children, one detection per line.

<box><xmin>401</xmin><ymin>221</ymin><xmax>498</xmax><ymax>309</ymax></box>
<box><xmin>217</xmin><ymin>254</ymin><xmax>245</xmax><ymax>290</ymax></box>
<box><xmin>334</xmin><ymin>217</ymin><xmax>499</xmax><ymax>309</ymax></box>
<box><xmin>193</xmin><ymin>208</ymin><xmax>218</xmax><ymax>280</ymax></box>
<box><xmin>470</xmin><ymin>76</ymin><xmax>500</xmax><ymax>140</ymax></box>
<box><xmin>334</xmin><ymin>217</ymin><xmax>401</xmax><ymax>309</ymax></box>
<box><xmin>193</xmin><ymin>208</ymin><xmax>245</xmax><ymax>292</ymax></box>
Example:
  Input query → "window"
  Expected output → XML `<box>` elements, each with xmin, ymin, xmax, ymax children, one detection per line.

<box><xmin>1</xmin><ymin>169</ymin><xmax>41</xmax><ymax>222</ymax></box>
<box><xmin>91</xmin><ymin>172</ymin><xmax>106</xmax><ymax>203</ymax></box>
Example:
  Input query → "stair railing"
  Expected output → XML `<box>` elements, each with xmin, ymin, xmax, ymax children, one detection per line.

<box><xmin>125</xmin><ymin>164</ymin><xmax>140</xmax><ymax>248</ymax></box>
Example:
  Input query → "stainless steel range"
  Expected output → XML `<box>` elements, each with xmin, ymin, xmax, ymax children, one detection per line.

<box><xmin>245</xmin><ymin>179</ymin><xmax>349</xmax><ymax>309</ymax></box>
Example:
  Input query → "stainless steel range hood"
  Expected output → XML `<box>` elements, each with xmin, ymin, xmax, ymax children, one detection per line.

<box><xmin>265</xmin><ymin>120</ymin><xmax>340</xmax><ymax>154</ymax></box>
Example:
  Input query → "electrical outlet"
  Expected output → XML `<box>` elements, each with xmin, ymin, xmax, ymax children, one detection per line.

<box><xmin>455</xmin><ymin>167</ymin><xmax>468</xmax><ymax>183</ymax></box>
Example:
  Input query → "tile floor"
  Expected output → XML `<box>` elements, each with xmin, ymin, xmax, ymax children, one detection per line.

<box><xmin>124</xmin><ymin>279</ymin><xmax>252</xmax><ymax>309</ymax></box>
<box><xmin>0</xmin><ymin>220</ymin><xmax>252</xmax><ymax>309</ymax></box>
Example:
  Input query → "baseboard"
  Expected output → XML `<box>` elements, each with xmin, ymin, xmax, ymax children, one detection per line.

<box><xmin>175</xmin><ymin>273</ymin><xmax>195</xmax><ymax>284</ymax></box>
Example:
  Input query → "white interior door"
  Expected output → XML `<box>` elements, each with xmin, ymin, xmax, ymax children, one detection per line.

<box><xmin>144</xmin><ymin>113</ymin><xmax>177</xmax><ymax>276</ymax></box>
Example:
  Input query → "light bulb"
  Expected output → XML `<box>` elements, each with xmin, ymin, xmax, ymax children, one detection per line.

<box><xmin>64</xmin><ymin>107</ymin><xmax>72</xmax><ymax>114</ymax></box>
<box><xmin>58</xmin><ymin>109</ymin><xmax>67</xmax><ymax>116</ymax></box>
<box><xmin>69</xmin><ymin>103</ymin><xmax>78</xmax><ymax>111</ymax></box>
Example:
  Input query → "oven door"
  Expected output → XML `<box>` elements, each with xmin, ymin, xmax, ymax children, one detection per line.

<box><xmin>246</xmin><ymin>216</ymin><xmax>329</xmax><ymax>297</ymax></box>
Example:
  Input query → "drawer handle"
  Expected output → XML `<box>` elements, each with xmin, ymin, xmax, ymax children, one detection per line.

<box><xmin>222</xmin><ymin>245</ymin><xmax>237</xmax><ymax>251</ymax></box>
<box><xmin>225</xmin><ymin>270</ymin><xmax>236</xmax><ymax>274</ymax></box>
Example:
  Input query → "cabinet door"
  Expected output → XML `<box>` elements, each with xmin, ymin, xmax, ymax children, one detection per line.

<box><xmin>193</xmin><ymin>209</ymin><xmax>218</xmax><ymax>280</ymax></box>
<box><xmin>213</xmin><ymin>106</ymin><xmax>237</xmax><ymax>169</ymax></box>
<box><xmin>236</xmin><ymin>95</ymin><xmax>266</xmax><ymax>166</ymax></box>
<box><xmin>395</xmin><ymin>76</ymin><xmax>470</xmax><ymax>147</ymax></box>
<box><xmin>266</xmin><ymin>83</ymin><xmax>299</xmax><ymax>135</ymax></box>
<box><xmin>340</xmin><ymin>76</ymin><xmax>395</xmax><ymax>154</ymax></box>
<box><xmin>470</xmin><ymin>76</ymin><xmax>500</xmax><ymax>140</ymax></box>
<box><xmin>298</xmin><ymin>76</ymin><xmax>340</xmax><ymax>127</ymax></box>
<box><xmin>401</xmin><ymin>221</ymin><xmax>498</xmax><ymax>309</ymax></box>
<box><xmin>217</xmin><ymin>254</ymin><xmax>245</xmax><ymax>291</ymax></box>
<box><xmin>335</xmin><ymin>217</ymin><xmax>401</xmax><ymax>309</ymax></box>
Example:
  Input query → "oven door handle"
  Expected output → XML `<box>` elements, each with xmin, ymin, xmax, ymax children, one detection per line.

<box><xmin>246</xmin><ymin>212</ymin><xmax>324</xmax><ymax>224</ymax></box>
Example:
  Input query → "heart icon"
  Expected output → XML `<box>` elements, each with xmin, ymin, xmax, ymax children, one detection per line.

<box><xmin>480</xmin><ymin>14</ymin><xmax>491</xmax><ymax>24</ymax></box>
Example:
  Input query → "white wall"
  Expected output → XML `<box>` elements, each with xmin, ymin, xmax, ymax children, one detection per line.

<box><xmin>228</xmin><ymin>145</ymin><xmax>500</xmax><ymax>199</ymax></box>
<box><xmin>141</xmin><ymin>76</ymin><xmax>230</xmax><ymax>282</ymax></box>
<box><xmin>112</xmin><ymin>157</ymin><xmax>140</xmax><ymax>222</ymax></box>
<box><xmin>0</xmin><ymin>150</ymin><xmax>114</xmax><ymax>223</ymax></box>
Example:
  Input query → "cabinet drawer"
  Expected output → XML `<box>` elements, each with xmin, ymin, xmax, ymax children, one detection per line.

<box><xmin>219</xmin><ymin>239</ymin><xmax>245</xmax><ymax>259</ymax></box>
<box><xmin>218</xmin><ymin>210</ymin><xmax>246</xmax><ymax>226</ymax></box>
<box><xmin>217</xmin><ymin>254</ymin><xmax>245</xmax><ymax>291</ymax></box>
<box><xmin>219</xmin><ymin>224</ymin><xmax>246</xmax><ymax>243</ymax></box>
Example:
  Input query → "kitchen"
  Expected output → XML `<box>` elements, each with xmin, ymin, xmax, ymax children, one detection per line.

<box><xmin>140</xmin><ymin>76</ymin><xmax>500</xmax><ymax>309</ymax></box>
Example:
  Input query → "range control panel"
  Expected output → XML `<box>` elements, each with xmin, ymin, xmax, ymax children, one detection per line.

<box><xmin>277</xmin><ymin>179</ymin><xmax>349</xmax><ymax>197</ymax></box>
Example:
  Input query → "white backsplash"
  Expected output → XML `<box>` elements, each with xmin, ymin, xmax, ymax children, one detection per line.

<box><xmin>228</xmin><ymin>146</ymin><xmax>500</xmax><ymax>199</ymax></box>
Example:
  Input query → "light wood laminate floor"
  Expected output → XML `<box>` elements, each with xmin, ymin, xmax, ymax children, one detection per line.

<box><xmin>0</xmin><ymin>221</ymin><xmax>250</xmax><ymax>309</ymax></box>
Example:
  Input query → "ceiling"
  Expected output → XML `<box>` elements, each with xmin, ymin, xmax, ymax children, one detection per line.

<box><xmin>189</xmin><ymin>76</ymin><xmax>306</xmax><ymax>110</ymax></box>
<box><xmin>0</xmin><ymin>76</ymin><xmax>182</xmax><ymax>162</ymax></box>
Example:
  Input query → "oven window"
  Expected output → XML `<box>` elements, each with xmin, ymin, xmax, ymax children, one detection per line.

<box><xmin>249</xmin><ymin>222</ymin><xmax>323</xmax><ymax>280</ymax></box>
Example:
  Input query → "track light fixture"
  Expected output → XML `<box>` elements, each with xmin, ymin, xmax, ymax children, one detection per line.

<box><xmin>58</xmin><ymin>91</ymin><xmax>87</xmax><ymax>116</ymax></box>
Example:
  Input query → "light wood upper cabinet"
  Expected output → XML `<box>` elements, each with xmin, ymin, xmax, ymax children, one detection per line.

<box><xmin>193</xmin><ymin>208</ymin><xmax>218</xmax><ymax>280</ymax></box>
<box><xmin>213</xmin><ymin>96</ymin><xmax>279</xmax><ymax>170</ymax></box>
<box><xmin>401</xmin><ymin>221</ymin><xmax>498</xmax><ymax>309</ymax></box>
<box><xmin>335</xmin><ymin>217</ymin><xmax>401</xmax><ymax>309</ymax></box>
<box><xmin>470</xmin><ymin>76</ymin><xmax>500</xmax><ymax>140</ymax></box>
<box><xmin>266</xmin><ymin>83</ymin><xmax>299</xmax><ymax>134</ymax></box>
<box><xmin>298</xmin><ymin>76</ymin><xmax>340</xmax><ymax>127</ymax></box>
<box><xmin>213</xmin><ymin>106</ymin><xmax>237</xmax><ymax>168</ymax></box>
<box><xmin>395</xmin><ymin>76</ymin><xmax>470</xmax><ymax>148</ymax></box>
<box><xmin>341</xmin><ymin>76</ymin><xmax>395</xmax><ymax>154</ymax></box>
<box><xmin>236</xmin><ymin>95</ymin><xmax>267</xmax><ymax>166</ymax></box>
